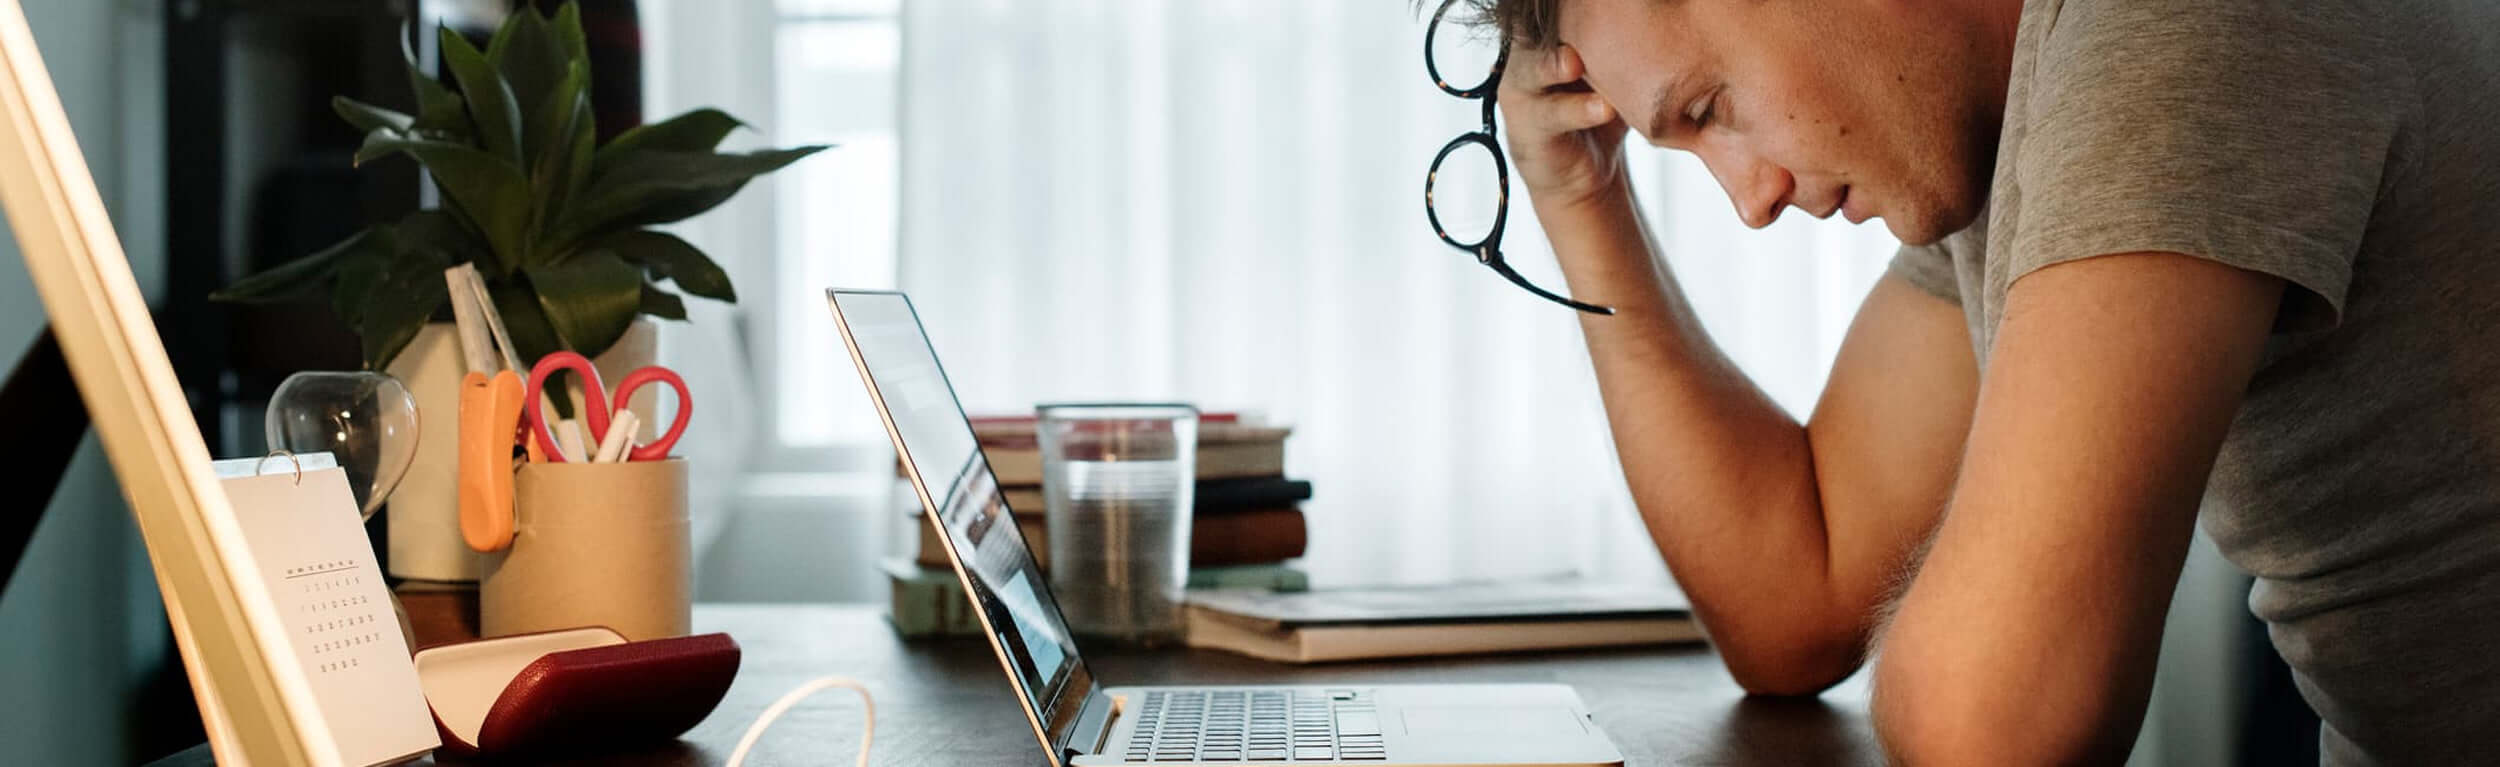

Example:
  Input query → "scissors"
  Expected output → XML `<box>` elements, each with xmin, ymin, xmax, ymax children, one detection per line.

<box><xmin>523</xmin><ymin>351</ymin><xmax>694</xmax><ymax>462</ymax></box>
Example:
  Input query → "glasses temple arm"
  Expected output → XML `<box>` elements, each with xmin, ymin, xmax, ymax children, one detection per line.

<box><xmin>1484</xmin><ymin>259</ymin><xmax>1615</xmax><ymax>315</ymax></box>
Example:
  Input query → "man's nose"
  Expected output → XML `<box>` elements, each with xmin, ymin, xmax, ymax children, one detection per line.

<box><xmin>1698</xmin><ymin>147</ymin><xmax>1793</xmax><ymax>229</ymax></box>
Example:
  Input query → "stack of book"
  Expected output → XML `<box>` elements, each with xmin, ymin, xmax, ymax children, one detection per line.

<box><xmin>1183</xmin><ymin>577</ymin><xmax>1701</xmax><ymax>663</ymax></box>
<box><xmin>887</xmin><ymin>412</ymin><xmax>1317</xmax><ymax>638</ymax></box>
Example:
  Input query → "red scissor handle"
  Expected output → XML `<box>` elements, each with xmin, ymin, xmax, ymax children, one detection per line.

<box><xmin>611</xmin><ymin>366</ymin><xmax>693</xmax><ymax>460</ymax></box>
<box><xmin>523</xmin><ymin>351</ymin><xmax>609</xmax><ymax>462</ymax></box>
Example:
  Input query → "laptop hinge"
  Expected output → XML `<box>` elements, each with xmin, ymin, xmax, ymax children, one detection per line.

<box><xmin>1064</xmin><ymin>687</ymin><xmax>1118</xmax><ymax>761</ymax></box>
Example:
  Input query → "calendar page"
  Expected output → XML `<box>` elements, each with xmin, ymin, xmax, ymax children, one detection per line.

<box><xmin>217</xmin><ymin>461</ymin><xmax>438</xmax><ymax>765</ymax></box>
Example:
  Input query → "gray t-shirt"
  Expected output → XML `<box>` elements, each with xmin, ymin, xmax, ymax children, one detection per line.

<box><xmin>1889</xmin><ymin>0</ymin><xmax>2500</xmax><ymax>762</ymax></box>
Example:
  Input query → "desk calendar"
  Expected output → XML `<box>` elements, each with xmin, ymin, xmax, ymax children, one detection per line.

<box><xmin>213</xmin><ymin>455</ymin><xmax>438</xmax><ymax>765</ymax></box>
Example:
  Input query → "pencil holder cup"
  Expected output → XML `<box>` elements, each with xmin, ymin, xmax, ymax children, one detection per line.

<box><xmin>483</xmin><ymin>458</ymin><xmax>691</xmax><ymax>641</ymax></box>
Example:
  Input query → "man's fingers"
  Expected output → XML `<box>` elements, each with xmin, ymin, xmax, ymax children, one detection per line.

<box><xmin>1551</xmin><ymin>44</ymin><xmax>1590</xmax><ymax>82</ymax></box>
<box><xmin>1584</xmin><ymin>95</ymin><xmax>1620</xmax><ymax>129</ymax></box>
<box><xmin>1498</xmin><ymin>43</ymin><xmax>1616</xmax><ymax>131</ymax></box>
<box><xmin>1521</xmin><ymin>89</ymin><xmax>1619</xmax><ymax>132</ymax></box>
<box><xmin>1484</xmin><ymin>42</ymin><xmax>1631</xmax><ymax>205</ymax></box>
<box><xmin>1501</xmin><ymin>42</ymin><xmax>1583</xmax><ymax>93</ymax></box>
<box><xmin>1496</xmin><ymin>83</ymin><xmax>1619</xmax><ymax>133</ymax></box>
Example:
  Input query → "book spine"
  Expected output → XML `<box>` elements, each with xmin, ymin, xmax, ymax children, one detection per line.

<box><xmin>993</xmin><ymin>482</ymin><xmax>1310</xmax><ymax>517</ymax></box>
<box><xmin>1186</xmin><ymin>563</ymin><xmax>1311</xmax><ymax>592</ymax></box>
<box><xmin>919</xmin><ymin>508</ymin><xmax>1306</xmax><ymax>570</ymax></box>
<box><xmin>1288</xmin><ymin>619</ymin><xmax>1702</xmax><ymax>663</ymax></box>
<box><xmin>913</xmin><ymin>515</ymin><xmax>1046</xmax><ymax>569</ymax></box>
<box><xmin>1192</xmin><ymin>478</ymin><xmax>1314</xmax><ymax>511</ymax></box>
<box><xmin>959</xmin><ymin>440</ymin><xmax>1288</xmax><ymax>486</ymax></box>
<box><xmin>1189</xmin><ymin>508</ymin><xmax>1307</xmax><ymax>566</ymax></box>
<box><xmin>885</xmin><ymin>561</ymin><xmax>984</xmax><ymax>638</ymax></box>
<box><xmin>890</xmin><ymin>560</ymin><xmax>1308</xmax><ymax>639</ymax></box>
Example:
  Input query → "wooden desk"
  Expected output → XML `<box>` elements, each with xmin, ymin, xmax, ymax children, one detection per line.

<box><xmin>150</xmin><ymin>605</ymin><xmax>1881</xmax><ymax>766</ymax></box>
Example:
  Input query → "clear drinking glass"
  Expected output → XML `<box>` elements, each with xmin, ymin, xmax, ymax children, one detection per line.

<box><xmin>1037</xmin><ymin>403</ymin><xmax>1198</xmax><ymax>645</ymax></box>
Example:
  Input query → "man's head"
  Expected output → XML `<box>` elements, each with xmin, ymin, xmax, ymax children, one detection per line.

<box><xmin>1459</xmin><ymin>0</ymin><xmax>2017</xmax><ymax>244</ymax></box>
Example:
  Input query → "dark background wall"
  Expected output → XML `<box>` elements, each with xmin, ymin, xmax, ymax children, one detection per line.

<box><xmin>0</xmin><ymin>0</ymin><xmax>171</xmax><ymax>763</ymax></box>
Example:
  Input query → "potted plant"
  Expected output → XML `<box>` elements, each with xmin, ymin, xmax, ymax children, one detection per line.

<box><xmin>216</xmin><ymin>2</ymin><xmax>820</xmax><ymax>365</ymax></box>
<box><xmin>215</xmin><ymin>2</ymin><xmax>822</xmax><ymax>580</ymax></box>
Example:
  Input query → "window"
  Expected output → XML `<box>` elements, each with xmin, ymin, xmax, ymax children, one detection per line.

<box><xmin>771</xmin><ymin>0</ymin><xmax>900</xmax><ymax>452</ymax></box>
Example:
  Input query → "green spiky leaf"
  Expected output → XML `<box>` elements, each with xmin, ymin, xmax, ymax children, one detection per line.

<box><xmin>594</xmin><ymin>229</ymin><xmax>735</xmax><ymax>302</ymax></box>
<box><xmin>525</xmin><ymin>61</ymin><xmax>595</xmax><ymax>261</ymax></box>
<box><xmin>553</xmin><ymin>145</ymin><xmax>827</xmax><ymax>248</ymax></box>
<box><xmin>482</xmin><ymin>3</ymin><xmax>524</xmax><ymax>62</ymax></box>
<box><xmin>488</xmin><ymin>277</ymin><xmax>566</xmax><ymax>367</ymax></box>
<box><xmin>210</xmin><ymin>227</ymin><xmax>375</xmax><ymax>304</ymax></box>
<box><xmin>597</xmin><ymin>108</ymin><xmax>744</xmax><ymax>161</ymax></box>
<box><xmin>316</xmin><ymin>218</ymin><xmax>454</xmax><ymax>367</ymax></box>
<box><xmin>492</xmin><ymin>5</ymin><xmax>570</xmax><ymax>161</ymax></box>
<box><xmin>548</xmin><ymin>3</ymin><xmax>588</xmax><ymax>73</ymax></box>
<box><xmin>400</xmin><ymin>29</ymin><xmax>470</xmax><ymax>137</ymax></box>
<box><xmin>525</xmin><ymin>249</ymin><xmax>643</xmax><ymax>355</ymax></box>
<box><xmin>354</xmin><ymin>130</ymin><xmax>531</xmax><ymax>270</ymax></box>
<box><xmin>332</xmin><ymin>97</ymin><xmax>413</xmax><ymax>135</ymax></box>
<box><xmin>441</xmin><ymin>25</ymin><xmax>523</xmax><ymax>165</ymax></box>
<box><xmin>391</xmin><ymin>209</ymin><xmax>485</xmax><ymax>261</ymax></box>
<box><xmin>353</xmin><ymin>244</ymin><xmax>454</xmax><ymax>368</ymax></box>
<box><xmin>639</xmin><ymin>282</ymin><xmax>688</xmax><ymax>320</ymax></box>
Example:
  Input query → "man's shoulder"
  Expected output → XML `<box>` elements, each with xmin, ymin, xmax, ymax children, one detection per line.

<box><xmin>2024</xmin><ymin>0</ymin><xmax>2407</xmax><ymax>82</ymax></box>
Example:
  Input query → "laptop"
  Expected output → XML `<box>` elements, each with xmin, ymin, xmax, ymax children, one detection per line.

<box><xmin>827</xmin><ymin>289</ymin><xmax>1628</xmax><ymax>766</ymax></box>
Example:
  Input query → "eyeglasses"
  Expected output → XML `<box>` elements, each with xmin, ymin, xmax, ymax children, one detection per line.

<box><xmin>1422</xmin><ymin>0</ymin><xmax>1613</xmax><ymax>315</ymax></box>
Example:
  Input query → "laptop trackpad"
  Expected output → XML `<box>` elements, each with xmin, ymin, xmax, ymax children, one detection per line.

<box><xmin>1400</xmin><ymin>706</ymin><xmax>1587</xmax><ymax>736</ymax></box>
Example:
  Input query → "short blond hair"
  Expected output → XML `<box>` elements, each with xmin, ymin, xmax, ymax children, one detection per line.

<box><xmin>1437</xmin><ymin>0</ymin><xmax>1566</xmax><ymax>50</ymax></box>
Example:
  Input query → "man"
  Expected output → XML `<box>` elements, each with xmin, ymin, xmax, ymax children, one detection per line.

<box><xmin>1459</xmin><ymin>0</ymin><xmax>2500</xmax><ymax>762</ymax></box>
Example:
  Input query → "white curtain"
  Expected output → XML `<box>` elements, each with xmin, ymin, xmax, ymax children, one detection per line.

<box><xmin>898</xmin><ymin>0</ymin><xmax>1899</xmax><ymax>587</ymax></box>
<box><xmin>638</xmin><ymin>0</ymin><xmax>780</xmax><ymax>551</ymax></box>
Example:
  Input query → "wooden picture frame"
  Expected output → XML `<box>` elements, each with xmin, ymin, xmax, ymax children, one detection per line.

<box><xmin>0</xmin><ymin>0</ymin><xmax>314</xmax><ymax>762</ymax></box>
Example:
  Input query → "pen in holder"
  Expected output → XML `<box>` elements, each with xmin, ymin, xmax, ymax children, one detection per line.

<box><xmin>482</xmin><ymin>458</ymin><xmax>692</xmax><ymax>641</ymax></box>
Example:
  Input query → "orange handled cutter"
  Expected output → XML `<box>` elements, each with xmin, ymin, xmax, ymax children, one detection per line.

<box><xmin>456</xmin><ymin>368</ymin><xmax>523</xmax><ymax>551</ymax></box>
<box><xmin>447</xmin><ymin>263</ymin><xmax>528</xmax><ymax>552</ymax></box>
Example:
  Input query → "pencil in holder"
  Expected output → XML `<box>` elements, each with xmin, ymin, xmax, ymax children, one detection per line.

<box><xmin>483</xmin><ymin>458</ymin><xmax>691</xmax><ymax>641</ymax></box>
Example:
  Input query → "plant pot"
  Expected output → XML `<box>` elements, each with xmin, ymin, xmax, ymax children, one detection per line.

<box><xmin>386</xmin><ymin>323</ymin><xmax>485</xmax><ymax>581</ymax></box>
<box><xmin>483</xmin><ymin>458</ymin><xmax>692</xmax><ymax>640</ymax></box>
<box><xmin>384</xmin><ymin>319</ymin><xmax>662</xmax><ymax>582</ymax></box>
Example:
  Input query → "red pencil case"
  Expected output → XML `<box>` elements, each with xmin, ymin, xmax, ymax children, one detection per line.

<box><xmin>413</xmin><ymin>627</ymin><xmax>739</xmax><ymax>759</ymax></box>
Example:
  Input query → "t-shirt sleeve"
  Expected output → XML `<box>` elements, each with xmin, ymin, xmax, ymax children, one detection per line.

<box><xmin>1889</xmin><ymin>241</ymin><xmax>1963</xmax><ymax>304</ymax></box>
<box><xmin>2008</xmin><ymin>0</ymin><xmax>2416</xmax><ymax>332</ymax></box>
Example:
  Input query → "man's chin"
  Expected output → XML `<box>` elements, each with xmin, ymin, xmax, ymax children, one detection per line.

<box><xmin>1883</xmin><ymin>202</ymin><xmax>1982</xmax><ymax>246</ymax></box>
<box><xmin>1885</xmin><ymin>218</ymin><xmax>1941</xmax><ymax>246</ymax></box>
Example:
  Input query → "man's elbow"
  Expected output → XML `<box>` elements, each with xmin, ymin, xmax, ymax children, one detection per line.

<box><xmin>1873</xmin><ymin>704</ymin><xmax>2120</xmax><ymax>766</ymax></box>
<box><xmin>1871</xmin><ymin>653</ymin><xmax>2136</xmax><ymax>765</ymax></box>
<box><xmin>1718</xmin><ymin>628</ymin><xmax>1866</xmax><ymax>697</ymax></box>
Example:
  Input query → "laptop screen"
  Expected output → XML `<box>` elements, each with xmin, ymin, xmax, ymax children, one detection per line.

<box><xmin>827</xmin><ymin>290</ymin><xmax>1088</xmax><ymax>725</ymax></box>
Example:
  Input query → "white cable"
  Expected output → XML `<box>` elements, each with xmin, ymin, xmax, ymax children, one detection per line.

<box><xmin>724</xmin><ymin>675</ymin><xmax>876</xmax><ymax>767</ymax></box>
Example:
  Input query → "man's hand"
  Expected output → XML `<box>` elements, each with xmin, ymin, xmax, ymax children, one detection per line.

<box><xmin>1499</xmin><ymin>43</ymin><xmax>1632</xmax><ymax>213</ymax></box>
<box><xmin>1873</xmin><ymin>253</ymin><xmax>2284</xmax><ymax>763</ymax></box>
<box><xmin>1515</xmin><ymin>40</ymin><xmax>1979</xmax><ymax>702</ymax></box>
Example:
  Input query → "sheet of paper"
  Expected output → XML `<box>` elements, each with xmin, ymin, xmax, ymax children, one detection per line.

<box><xmin>219</xmin><ymin>463</ymin><xmax>437</xmax><ymax>765</ymax></box>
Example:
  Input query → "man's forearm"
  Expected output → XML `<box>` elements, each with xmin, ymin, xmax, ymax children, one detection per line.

<box><xmin>1536</xmin><ymin>184</ymin><xmax>1867</xmax><ymax>692</ymax></box>
<box><xmin>1871</xmin><ymin>254</ymin><xmax>2278</xmax><ymax>763</ymax></box>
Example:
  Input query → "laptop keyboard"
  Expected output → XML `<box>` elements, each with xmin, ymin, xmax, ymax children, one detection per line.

<box><xmin>1122</xmin><ymin>688</ymin><xmax>1385</xmax><ymax>762</ymax></box>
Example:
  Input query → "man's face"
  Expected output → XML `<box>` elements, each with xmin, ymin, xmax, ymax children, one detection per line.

<box><xmin>1557</xmin><ymin>0</ymin><xmax>2006</xmax><ymax>244</ymax></box>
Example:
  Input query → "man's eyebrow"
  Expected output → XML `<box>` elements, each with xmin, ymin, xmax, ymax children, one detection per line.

<box><xmin>1644</xmin><ymin>72</ymin><xmax>1694</xmax><ymax>141</ymax></box>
